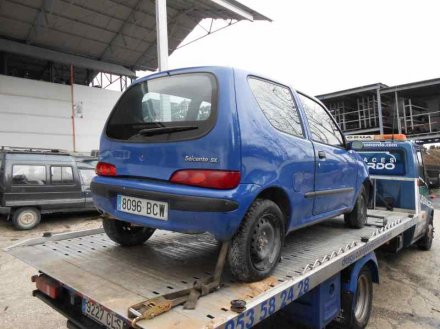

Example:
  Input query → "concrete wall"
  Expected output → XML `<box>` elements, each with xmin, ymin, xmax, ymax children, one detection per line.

<box><xmin>0</xmin><ymin>75</ymin><xmax>122</xmax><ymax>152</ymax></box>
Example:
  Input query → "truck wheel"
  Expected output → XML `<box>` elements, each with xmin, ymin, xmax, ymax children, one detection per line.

<box><xmin>102</xmin><ymin>218</ymin><xmax>155</xmax><ymax>246</ymax></box>
<box><xmin>341</xmin><ymin>267</ymin><xmax>373</xmax><ymax>329</ymax></box>
<box><xmin>228</xmin><ymin>199</ymin><xmax>284</xmax><ymax>282</ymax></box>
<box><xmin>417</xmin><ymin>218</ymin><xmax>434</xmax><ymax>251</ymax></box>
<box><xmin>12</xmin><ymin>207</ymin><xmax>41</xmax><ymax>230</ymax></box>
<box><xmin>345</xmin><ymin>186</ymin><xmax>367</xmax><ymax>229</ymax></box>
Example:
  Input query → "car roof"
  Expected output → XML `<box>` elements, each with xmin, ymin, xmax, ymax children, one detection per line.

<box><xmin>131</xmin><ymin>66</ymin><xmax>312</xmax><ymax>99</ymax></box>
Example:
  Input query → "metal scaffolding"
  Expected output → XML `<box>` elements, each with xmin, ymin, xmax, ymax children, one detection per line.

<box><xmin>317</xmin><ymin>79</ymin><xmax>440</xmax><ymax>143</ymax></box>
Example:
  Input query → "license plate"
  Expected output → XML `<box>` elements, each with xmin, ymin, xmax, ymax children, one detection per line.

<box><xmin>117</xmin><ymin>194</ymin><xmax>168</xmax><ymax>220</ymax></box>
<box><xmin>82</xmin><ymin>298</ymin><xmax>126</xmax><ymax>329</ymax></box>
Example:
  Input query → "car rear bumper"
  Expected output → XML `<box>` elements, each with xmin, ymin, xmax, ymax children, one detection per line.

<box><xmin>91</xmin><ymin>176</ymin><xmax>259</xmax><ymax>240</ymax></box>
<box><xmin>91</xmin><ymin>181</ymin><xmax>239</xmax><ymax>213</ymax></box>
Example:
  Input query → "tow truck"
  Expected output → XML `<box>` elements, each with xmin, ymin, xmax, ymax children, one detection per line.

<box><xmin>4</xmin><ymin>134</ymin><xmax>434</xmax><ymax>329</ymax></box>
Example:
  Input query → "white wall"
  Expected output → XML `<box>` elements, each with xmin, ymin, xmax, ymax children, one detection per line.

<box><xmin>0</xmin><ymin>75</ymin><xmax>122</xmax><ymax>152</ymax></box>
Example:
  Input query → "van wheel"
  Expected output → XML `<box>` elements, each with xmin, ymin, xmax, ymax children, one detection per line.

<box><xmin>228</xmin><ymin>199</ymin><xmax>284</xmax><ymax>282</ymax></box>
<box><xmin>341</xmin><ymin>267</ymin><xmax>373</xmax><ymax>329</ymax></box>
<box><xmin>345</xmin><ymin>186</ymin><xmax>367</xmax><ymax>229</ymax></box>
<box><xmin>417</xmin><ymin>218</ymin><xmax>434</xmax><ymax>251</ymax></box>
<box><xmin>102</xmin><ymin>218</ymin><xmax>155</xmax><ymax>246</ymax></box>
<box><xmin>12</xmin><ymin>207</ymin><xmax>41</xmax><ymax>230</ymax></box>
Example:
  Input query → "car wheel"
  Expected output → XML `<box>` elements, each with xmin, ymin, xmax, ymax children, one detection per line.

<box><xmin>102</xmin><ymin>217</ymin><xmax>155</xmax><ymax>246</ymax></box>
<box><xmin>345</xmin><ymin>186</ymin><xmax>368</xmax><ymax>229</ymax></box>
<box><xmin>12</xmin><ymin>207</ymin><xmax>41</xmax><ymax>230</ymax></box>
<box><xmin>228</xmin><ymin>199</ymin><xmax>284</xmax><ymax>282</ymax></box>
<box><xmin>417</xmin><ymin>217</ymin><xmax>434</xmax><ymax>251</ymax></box>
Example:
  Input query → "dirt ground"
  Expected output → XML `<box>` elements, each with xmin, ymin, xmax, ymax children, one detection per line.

<box><xmin>0</xmin><ymin>212</ymin><xmax>439</xmax><ymax>329</ymax></box>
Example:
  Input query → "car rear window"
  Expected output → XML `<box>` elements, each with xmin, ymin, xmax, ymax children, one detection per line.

<box><xmin>106</xmin><ymin>73</ymin><xmax>217</xmax><ymax>142</ymax></box>
<box><xmin>358</xmin><ymin>149</ymin><xmax>406</xmax><ymax>175</ymax></box>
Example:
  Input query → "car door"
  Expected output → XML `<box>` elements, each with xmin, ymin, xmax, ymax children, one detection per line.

<box><xmin>47</xmin><ymin>162</ymin><xmax>84</xmax><ymax>209</ymax></box>
<box><xmin>298</xmin><ymin>93</ymin><xmax>357</xmax><ymax>216</ymax></box>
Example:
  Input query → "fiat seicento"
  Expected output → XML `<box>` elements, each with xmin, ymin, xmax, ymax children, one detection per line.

<box><xmin>92</xmin><ymin>66</ymin><xmax>369</xmax><ymax>282</ymax></box>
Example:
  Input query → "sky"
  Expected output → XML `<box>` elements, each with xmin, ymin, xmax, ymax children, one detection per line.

<box><xmin>154</xmin><ymin>0</ymin><xmax>440</xmax><ymax>96</ymax></box>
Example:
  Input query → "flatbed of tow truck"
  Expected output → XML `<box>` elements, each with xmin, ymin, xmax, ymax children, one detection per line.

<box><xmin>5</xmin><ymin>209</ymin><xmax>424</xmax><ymax>329</ymax></box>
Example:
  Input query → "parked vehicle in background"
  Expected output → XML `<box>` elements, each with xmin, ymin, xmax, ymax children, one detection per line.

<box><xmin>0</xmin><ymin>146</ymin><xmax>97</xmax><ymax>230</ymax></box>
<box><xmin>426</xmin><ymin>167</ymin><xmax>440</xmax><ymax>188</ymax></box>
<box><xmin>92</xmin><ymin>66</ymin><xmax>370</xmax><ymax>282</ymax></box>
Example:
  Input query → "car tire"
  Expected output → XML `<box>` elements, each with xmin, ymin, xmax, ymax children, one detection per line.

<box><xmin>102</xmin><ymin>217</ymin><xmax>155</xmax><ymax>246</ymax></box>
<box><xmin>417</xmin><ymin>217</ymin><xmax>434</xmax><ymax>251</ymax></box>
<box><xmin>228</xmin><ymin>199</ymin><xmax>284</xmax><ymax>282</ymax></box>
<box><xmin>341</xmin><ymin>267</ymin><xmax>373</xmax><ymax>329</ymax></box>
<box><xmin>12</xmin><ymin>207</ymin><xmax>41</xmax><ymax>230</ymax></box>
<box><xmin>345</xmin><ymin>186</ymin><xmax>368</xmax><ymax>229</ymax></box>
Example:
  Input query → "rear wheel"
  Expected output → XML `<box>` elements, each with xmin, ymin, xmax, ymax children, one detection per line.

<box><xmin>102</xmin><ymin>217</ymin><xmax>155</xmax><ymax>246</ymax></box>
<box><xmin>228</xmin><ymin>199</ymin><xmax>284</xmax><ymax>282</ymax></box>
<box><xmin>417</xmin><ymin>217</ymin><xmax>434</xmax><ymax>251</ymax></box>
<box><xmin>345</xmin><ymin>186</ymin><xmax>368</xmax><ymax>229</ymax></box>
<box><xmin>12</xmin><ymin>207</ymin><xmax>41</xmax><ymax>230</ymax></box>
<box><xmin>340</xmin><ymin>267</ymin><xmax>373</xmax><ymax>329</ymax></box>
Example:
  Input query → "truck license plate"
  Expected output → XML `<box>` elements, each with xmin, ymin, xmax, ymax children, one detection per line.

<box><xmin>82</xmin><ymin>298</ymin><xmax>126</xmax><ymax>329</ymax></box>
<box><xmin>117</xmin><ymin>194</ymin><xmax>168</xmax><ymax>220</ymax></box>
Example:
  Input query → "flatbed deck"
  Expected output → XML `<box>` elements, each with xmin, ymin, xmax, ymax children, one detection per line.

<box><xmin>5</xmin><ymin>209</ymin><xmax>422</xmax><ymax>329</ymax></box>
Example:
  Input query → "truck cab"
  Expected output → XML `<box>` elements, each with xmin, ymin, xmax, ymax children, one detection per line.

<box><xmin>348</xmin><ymin>134</ymin><xmax>434</xmax><ymax>249</ymax></box>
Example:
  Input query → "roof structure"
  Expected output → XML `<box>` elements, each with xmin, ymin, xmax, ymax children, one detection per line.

<box><xmin>317</xmin><ymin>83</ymin><xmax>388</xmax><ymax>100</ymax></box>
<box><xmin>0</xmin><ymin>0</ymin><xmax>270</xmax><ymax>81</ymax></box>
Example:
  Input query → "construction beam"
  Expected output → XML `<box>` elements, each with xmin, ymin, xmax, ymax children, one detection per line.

<box><xmin>156</xmin><ymin>0</ymin><xmax>169</xmax><ymax>71</ymax></box>
<box><xmin>0</xmin><ymin>38</ymin><xmax>136</xmax><ymax>77</ymax></box>
<box><xmin>209</xmin><ymin>0</ymin><xmax>254</xmax><ymax>21</ymax></box>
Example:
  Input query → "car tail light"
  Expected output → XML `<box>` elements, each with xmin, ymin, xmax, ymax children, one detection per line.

<box><xmin>170</xmin><ymin>170</ymin><xmax>240</xmax><ymax>189</ymax></box>
<box><xmin>96</xmin><ymin>162</ymin><xmax>117</xmax><ymax>176</ymax></box>
<box><xmin>32</xmin><ymin>274</ymin><xmax>60</xmax><ymax>299</ymax></box>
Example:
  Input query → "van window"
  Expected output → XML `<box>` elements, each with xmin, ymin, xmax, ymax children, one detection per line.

<box><xmin>106</xmin><ymin>73</ymin><xmax>217</xmax><ymax>142</ymax></box>
<box><xmin>12</xmin><ymin>165</ymin><xmax>47</xmax><ymax>185</ymax></box>
<box><xmin>51</xmin><ymin>166</ymin><xmax>74</xmax><ymax>184</ymax></box>
<box><xmin>248</xmin><ymin>77</ymin><xmax>303</xmax><ymax>138</ymax></box>
<box><xmin>299</xmin><ymin>94</ymin><xmax>344</xmax><ymax>147</ymax></box>
<box><xmin>79</xmin><ymin>169</ymin><xmax>95</xmax><ymax>187</ymax></box>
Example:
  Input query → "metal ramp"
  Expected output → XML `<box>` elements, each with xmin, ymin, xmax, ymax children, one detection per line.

<box><xmin>5</xmin><ymin>210</ymin><xmax>418</xmax><ymax>329</ymax></box>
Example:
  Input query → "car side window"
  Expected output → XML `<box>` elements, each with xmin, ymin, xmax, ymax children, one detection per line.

<box><xmin>248</xmin><ymin>77</ymin><xmax>304</xmax><ymax>138</ymax></box>
<box><xmin>51</xmin><ymin>166</ymin><xmax>74</xmax><ymax>184</ymax></box>
<box><xmin>299</xmin><ymin>94</ymin><xmax>344</xmax><ymax>147</ymax></box>
<box><xmin>12</xmin><ymin>165</ymin><xmax>47</xmax><ymax>185</ymax></box>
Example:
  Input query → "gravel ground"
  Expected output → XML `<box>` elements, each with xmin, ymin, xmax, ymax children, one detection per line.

<box><xmin>0</xmin><ymin>211</ymin><xmax>439</xmax><ymax>329</ymax></box>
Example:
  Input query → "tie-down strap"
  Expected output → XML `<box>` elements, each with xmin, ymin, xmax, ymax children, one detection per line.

<box><xmin>128</xmin><ymin>241</ymin><xmax>230</xmax><ymax>328</ymax></box>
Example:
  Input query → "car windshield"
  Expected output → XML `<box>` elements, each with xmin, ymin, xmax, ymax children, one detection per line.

<box><xmin>106</xmin><ymin>73</ymin><xmax>217</xmax><ymax>142</ymax></box>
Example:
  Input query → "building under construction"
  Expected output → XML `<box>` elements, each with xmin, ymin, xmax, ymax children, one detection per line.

<box><xmin>317</xmin><ymin>78</ymin><xmax>440</xmax><ymax>144</ymax></box>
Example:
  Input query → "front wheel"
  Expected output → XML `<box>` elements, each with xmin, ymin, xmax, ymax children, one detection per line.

<box><xmin>345</xmin><ymin>186</ymin><xmax>368</xmax><ymax>229</ymax></box>
<box><xmin>417</xmin><ymin>217</ymin><xmax>434</xmax><ymax>251</ymax></box>
<box><xmin>228</xmin><ymin>199</ymin><xmax>284</xmax><ymax>282</ymax></box>
<box><xmin>102</xmin><ymin>217</ymin><xmax>155</xmax><ymax>246</ymax></box>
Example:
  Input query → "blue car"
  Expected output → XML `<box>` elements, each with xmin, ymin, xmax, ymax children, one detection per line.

<box><xmin>91</xmin><ymin>66</ymin><xmax>369</xmax><ymax>281</ymax></box>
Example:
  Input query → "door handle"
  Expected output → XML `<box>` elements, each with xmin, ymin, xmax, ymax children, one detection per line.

<box><xmin>318</xmin><ymin>151</ymin><xmax>326</xmax><ymax>159</ymax></box>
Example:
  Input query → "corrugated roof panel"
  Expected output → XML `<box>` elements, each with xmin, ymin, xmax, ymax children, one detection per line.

<box><xmin>0</xmin><ymin>0</ymin><xmax>270</xmax><ymax>71</ymax></box>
